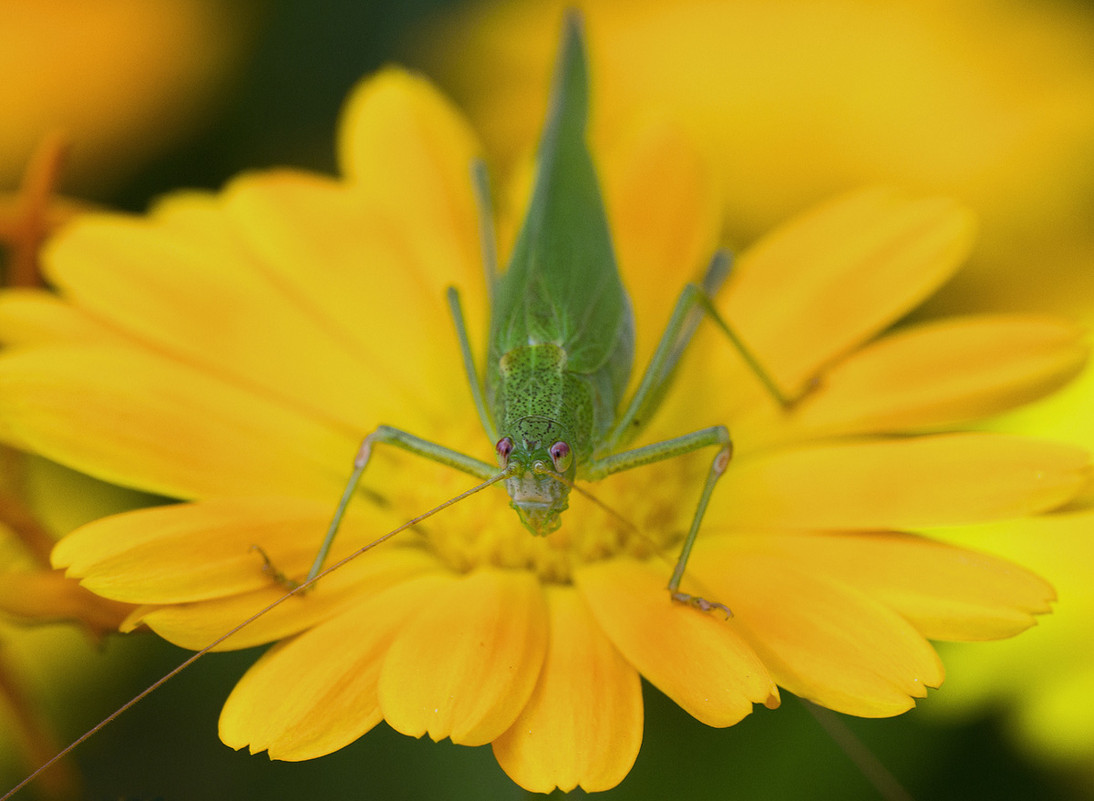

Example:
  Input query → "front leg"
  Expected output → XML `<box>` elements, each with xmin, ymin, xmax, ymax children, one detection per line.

<box><xmin>265</xmin><ymin>425</ymin><xmax>497</xmax><ymax>590</ymax></box>
<box><xmin>586</xmin><ymin>426</ymin><xmax>733</xmax><ymax>616</ymax></box>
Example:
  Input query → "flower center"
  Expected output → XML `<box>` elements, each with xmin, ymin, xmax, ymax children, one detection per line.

<box><xmin>419</xmin><ymin>461</ymin><xmax>697</xmax><ymax>583</ymax></box>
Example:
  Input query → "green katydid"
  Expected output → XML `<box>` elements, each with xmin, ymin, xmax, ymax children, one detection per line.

<box><xmin>289</xmin><ymin>12</ymin><xmax>793</xmax><ymax>613</ymax></box>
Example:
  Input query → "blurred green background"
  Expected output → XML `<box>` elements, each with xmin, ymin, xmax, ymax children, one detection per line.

<box><xmin>2</xmin><ymin>0</ymin><xmax>1092</xmax><ymax>799</ymax></box>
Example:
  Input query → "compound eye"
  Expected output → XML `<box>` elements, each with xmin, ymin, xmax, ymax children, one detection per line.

<box><xmin>548</xmin><ymin>441</ymin><xmax>572</xmax><ymax>473</ymax></box>
<box><xmin>495</xmin><ymin>436</ymin><xmax>514</xmax><ymax>467</ymax></box>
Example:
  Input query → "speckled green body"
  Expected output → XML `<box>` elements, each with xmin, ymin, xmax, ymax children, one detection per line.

<box><xmin>492</xmin><ymin>345</ymin><xmax>594</xmax><ymax>458</ymax></box>
<box><xmin>483</xmin><ymin>18</ymin><xmax>634</xmax><ymax>534</ymax></box>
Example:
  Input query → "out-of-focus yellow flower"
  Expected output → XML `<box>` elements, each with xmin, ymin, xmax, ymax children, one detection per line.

<box><xmin>0</xmin><ymin>134</ymin><xmax>90</xmax><ymax>289</ymax></box>
<box><xmin>0</xmin><ymin>451</ymin><xmax>155</xmax><ymax>800</ymax></box>
<box><xmin>931</xmin><ymin>510</ymin><xmax>1094</xmax><ymax>776</ymax></box>
<box><xmin>0</xmin><ymin>140</ymin><xmax>151</xmax><ymax>800</ymax></box>
<box><xmin>927</xmin><ymin>316</ymin><xmax>1094</xmax><ymax>786</ymax></box>
<box><xmin>0</xmin><ymin>28</ymin><xmax>1086</xmax><ymax>790</ymax></box>
<box><xmin>0</xmin><ymin>0</ymin><xmax>253</xmax><ymax>195</ymax></box>
<box><xmin>419</xmin><ymin>0</ymin><xmax>1094</xmax><ymax>320</ymax></box>
<box><xmin>422</xmin><ymin>0</ymin><xmax>1094</xmax><ymax>779</ymax></box>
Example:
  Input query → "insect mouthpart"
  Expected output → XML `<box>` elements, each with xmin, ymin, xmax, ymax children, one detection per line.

<box><xmin>503</xmin><ymin>458</ymin><xmax>571</xmax><ymax>536</ymax></box>
<box><xmin>510</xmin><ymin>495</ymin><xmax>568</xmax><ymax>536</ymax></box>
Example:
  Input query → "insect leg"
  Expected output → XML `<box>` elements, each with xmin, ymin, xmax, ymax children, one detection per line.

<box><xmin>585</xmin><ymin>426</ymin><xmax>733</xmax><ymax>614</ymax></box>
<box><xmin>606</xmin><ymin>252</ymin><xmax>731</xmax><ymax>450</ymax></box>
<box><xmin>471</xmin><ymin>159</ymin><xmax>501</xmax><ymax>303</ymax></box>
<box><xmin>689</xmin><ymin>279</ymin><xmax>801</xmax><ymax>410</ymax></box>
<box><xmin>447</xmin><ymin>287</ymin><xmax>497</xmax><ymax>441</ymax></box>
<box><xmin>288</xmin><ymin>426</ymin><xmax>496</xmax><ymax>587</ymax></box>
<box><xmin>442</xmin><ymin>159</ymin><xmax>500</xmax><ymax>441</ymax></box>
<box><xmin>607</xmin><ymin>249</ymin><xmax>798</xmax><ymax>452</ymax></box>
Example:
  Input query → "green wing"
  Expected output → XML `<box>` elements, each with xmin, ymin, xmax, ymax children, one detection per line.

<box><xmin>487</xmin><ymin>13</ymin><xmax>634</xmax><ymax>413</ymax></box>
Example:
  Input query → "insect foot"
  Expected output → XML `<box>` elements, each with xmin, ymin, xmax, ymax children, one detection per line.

<box><xmin>671</xmin><ymin>591</ymin><xmax>733</xmax><ymax>620</ymax></box>
<box><xmin>250</xmin><ymin>544</ymin><xmax>300</xmax><ymax>591</ymax></box>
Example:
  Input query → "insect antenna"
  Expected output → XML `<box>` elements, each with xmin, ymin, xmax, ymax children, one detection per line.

<box><xmin>802</xmin><ymin>702</ymin><xmax>917</xmax><ymax>801</ymax></box>
<box><xmin>537</xmin><ymin>467</ymin><xmax>730</xmax><ymax>610</ymax></box>
<box><xmin>0</xmin><ymin>471</ymin><xmax>508</xmax><ymax>801</ymax></box>
<box><xmin>543</xmin><ymin>468</ymin><xmax>642</xmax><ymax>536</ymax></box>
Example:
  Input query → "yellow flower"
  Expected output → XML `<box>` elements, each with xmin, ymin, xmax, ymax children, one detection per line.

<box><xmin>0</xmin><ymin>139</ymin><xmax>146</xmax><ymax>800</ymax></box>
<box><xmin>0</xmin><ymin>61</ymin><xmax>1087</xmax><ymax>793</ymax></box>
<box><xmin>0</xmin><ymin>0</ymin><xmax>252</xmax><ymax>195</ymax></box>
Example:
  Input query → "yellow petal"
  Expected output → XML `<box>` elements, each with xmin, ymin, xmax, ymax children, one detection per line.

<box><xmin>379</xmin><ymin>568</ymin><xmax>548</xmax><ymax>745</ymax></box>
<box><xmin>0</xmin><ymin>288</ymin><xmax>121</xmax><ymax>346</ymax></box>
<box><xmin>927</xmin><ymin>509</ymin><xmax>1094</xmax><ymax>724</ymax></box>
<box><xmin>42</xmin><ymin>191</ymin><xmax>407</xmax><ymax>433</ymax></box>
<box><xmin>0</xmin><ymin>343</ymin><xmax>355</xmax><ymax>500</ymax></box>
<box><xmin>723</xmin><ymin>188</ymin><xmax>976</xmax><ymax>394</ymax></box>
<box><xmin>601</xmin><ymin>119</ymin><xmax>721</xmax><ymax>370</ymax></box>
<box><xmin>336</xmin><ymin>68</ymin><xmax>486</xmax><ymax>343</ymax></box>
<box><xmin>0</xmin><ymin>568</ymin><xmax>130</xmax><ymax>632</ymax></box>
<box><xmin>692</xmin><ymin>543</ymin><xmax>944</xmax><ymax>716</ymax></box>
<box><xmin>706</xmin><ymin>532</ymin><xmax>1054</xmax><ymax>642</ymax></box>
<box><xmin>492</xmin><ymin>586</ymin><xmax>642</xmax><ymax>793</ymax></box>
<box><xmin>220</xmin><ymin>573</ymin><xmax>454</xmax><ymax>760</ymax></box>
<box><xmin>56</xmin><ymin>497</ymin><xmax>448</xmax><ymax>650</ymax></box>
<box><xmin>779</xmin><ymin>314</ymin><xmax>1089</xmax><ymax>439</ymax></box>
<box><xmin>127</xmin><ymin>539</ymin><xmax>443</xmax><ymax>652</ymax></box>
<box><xmin>719</xmin><ymin>433</ymin><xmax>1089</xmax><ymax>529</ymax></box>
<box><xmin>575</xmin><ymin>558</ymin><xmax>777</xmax><ymax>727</ymax></box>
<box><xmin>52</xmin><ymin>496</ymin><xmax>427</xmax><ymax>604</ymax></box>
<box><xmin>220</xmin><ymin>172</ymin><xmax>478</xmax><ymax>430</ymax></box>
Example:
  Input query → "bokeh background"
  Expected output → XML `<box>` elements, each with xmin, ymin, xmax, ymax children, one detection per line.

<box><xmin>2</xmin><ymin>1</ymin><xmax>1093</xmax><ymax>799</ymax></box>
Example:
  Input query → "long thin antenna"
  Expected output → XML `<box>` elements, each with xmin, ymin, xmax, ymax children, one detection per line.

<box><xmin>471</xmin><ymin>159</ymin><xmax>500</xmax><ymax>303</ymax></box>
<box><xmin>802</xmin><ymin>701</ymin><xmax>917</xmax><ymax>801</ymax></box>
<box><xmin>540</xmin><ymin>468</ymin><xmax>728</xmax><ymax>613</ymax></box>
<box><xmin>1</xmin><ymin>471</ymin><xmax>507</xmax><ymax>801</ymax></box>
<box><xmin>549</xmin><ymin>470</ymin><xmax>640</xmax><ymax>536</ymax></box>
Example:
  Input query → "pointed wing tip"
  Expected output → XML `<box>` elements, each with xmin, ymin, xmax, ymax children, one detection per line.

<box><xmin>561</xmin><ymin>8</ymin><xmax>588</xmax><ymax>80</ymax></box>
<box><xmin>544</xmin><ymin>9</ymin><xmax>590</xmax><ymax>141</ymax></box>
<box><xmin>563</xmin><ymin>7</ymin><xmax>585</xmax><ymax>41</ymax></box>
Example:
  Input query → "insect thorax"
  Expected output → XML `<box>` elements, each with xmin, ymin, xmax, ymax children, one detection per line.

<box><xmin>492</xmin><ymin>343</ymin><xmax>594</xmax><ymax>460</ymax></box>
